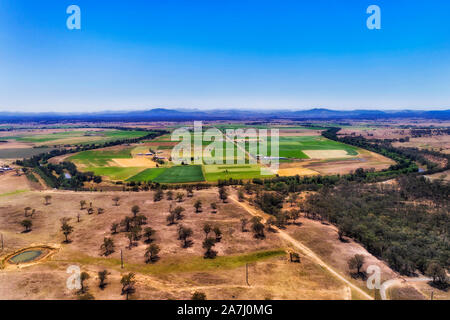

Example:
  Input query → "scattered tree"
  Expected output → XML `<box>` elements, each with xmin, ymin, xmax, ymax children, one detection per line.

<box><xmin>154</xmin><ymin>189</ymin><xmax>164</xmax><ymax>202</ymax></box>
<box><xmin>426</xmin><ymin>262</ymin><xmax>448</xmax><ymax>285</ymax></box>
<box><xmin>120</xmin><ymin>273</ymin><xmax>136</xmax><ymax>300</ymax></box>
<box><xmin>21</xmin><ymin>219</ymin><xmax>32</xmax><ymax>232</ymax></box>
<box><xmin>80</xmin><ymin>200</ymin><xmax>86</xmax><ymax>210</ymax></box>
<box><xmin>145</xmin><ymin>243</ymin><xmax>160</xmax><ymax>263</ymax></box>
<box><xmin>178</xmin><ymin>225</ymin><xmax>193</xmax><ymax>248</ymax></box>
<box><xmin>194</xmin><ymin>200</ymin><xmax>202</xmax><ymax>213</ymax></box>
<box><xmin>202</xmin><ymin>237</ymin><xmax>217</xmax><ymax>259</ymax></box>
<box><xmin>210</xmin><ymin>202</ymin><xmax>217</xmax><ymax>213</ymax></box>
<box><xmin>98</xmin><ymin>270</ymin><xmax>110</xmax><ymax>289</ymax></box>
<box><xmin>251</xmin><ymin>216</ymin><xmax>265</xmax><ymax>239</ymax></box>
<box><xmin>100</xmin><ymin>237</ymin><xmax>115</xmax><ymax>256</ymax></box>
<box><xmin>110</xmin><ymin>222</ymin><xmax>119</xmax><ymax>234</ymax></box>
<box><xmin>44</xmin><ymin>195</ymin><xmax>52</xmax><ymax>205</ymax></box>
<box><xmin>240</xmin><ymin>218</ymin><xmax>248</xmax><ymax>232</ymax></box>
<box><xmin>80</xmin><ymin>272</ymin><xmax>90</xmax><ymax>294</ymax></box>
<box><xmin>24</xmin><ymin>207</ymin><xmax>31</xmax><ymax>217</ymax></box>
<box><xmin>97</xmin><ymin>208</ymin><xmax>104</xmax><ymax>215</ymax></box>
<box><xmin>219</xmin><ymin>186</ymin><xmax>228</xmax><ymax>203</ymax></box>
<box><xmin>112</xmin><ymin>196</ymin><xmax>120</xmax><ymax>206</ymax></box>
<box><xmin>203</xmin><ymin>224</ymin><xmax>212</xmax><ymax>239</ymax></box>
<box><xmin>143</xmin><ymin>227</ymin><xmax>156</xmax><ymax>243</ymax></box>
<box><xmin>60</xmin><ymin>218</ymin><xmax>73</xmax><ymax>243</ymax></box>
<box><xmin>213</xmin><ymin>226</ymin><xmax>222</xmax><ymax>242</ymax></box>
<box><xmin>176</xmin><ymin>192</ymin><xmax>184</xmax><ymax>202</ymax></box>
<box><xmin>348</xmin><ymin>254</ymin><xmax>365</xmax><ymax>275</ymax></box>
<box><xmin>131</xmin><ymin>205</ymin><xmax>140</xmax><ymax>217</ymax></box>
<box><xmin>191</xmin><ymin>291</ymin><xmax>206</xmax><ymax>300</ymax></box>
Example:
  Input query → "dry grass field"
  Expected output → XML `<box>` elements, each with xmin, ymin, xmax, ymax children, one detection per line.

<box><xmin>0</xmin><ymin>186</ymin><xmax>359</xmax><ymax>300</ymax></box>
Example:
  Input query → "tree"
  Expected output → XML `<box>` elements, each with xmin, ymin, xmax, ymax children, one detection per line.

<box><xmin>186</xmin><ymin>186</ymin><xmax>194</xmax><ymax>197</ymax></box>
<box><xmin>120</xmin><ymin>273</ymin><xmax>136</xmax><ymax>300</ymax></box>
<box><xmin>29</xmin><ymin>209</ymin><xmax>36</xmax><ymax>218</ymax></box>
<box><xmin>134</xmin><ymin>214</ymin><xmax>147</xmax><ymax>226</ymax></box>
<box><xmin>98</xmin><ymin>270</ymin><xmax>110</xmax><ymax>289</ymax></box>
<box><xmin>110</xmin><ymin>222</ymin><xmax>119</xmax><ymax>234</ymax></box>
<box><xmin>288</xmin><ymin>193</ymin><xmax>298</xmax><ymax>206</ymax></box>
<box><xmin>112</xmin><ymin>196</ymin><xmax>120</xmax><ymax>206</ymax></box>
<box><xmin>173</xmin><ymin>206</ymin><xmax>185</xmax><ymax>221</ymax></box>
<box><xmin>143</xmin><ymin>227</ymin><xmax>156</xmax><ymax>243</ymax></box>
<box><xmin>166</xmin><ymin>212</ymin><xmax>177</xmax><ymax>225</ymax></box>
<box><xmin>426</xmin><ymin>262</ymin><xmax>448</xmax><ymax>284</ymax></box>
<box><xmin>219</xmin><ymin>186</ymin><xmax>228</xmax><ymax>203</ymax></box>
<box><xmin>126</xmin><ymin>230</ymin><xmax>139</xmax><ymax>249</ymax></box>
<box><xmin>203</xmin><ymin>224</ymin><xmax>212</xmax><ymax>239</ymax></box>
<box><xmin>202</xmin><ymin>237</ymin><xmax>217</xmax><ymax>259</ymax></box>
<box><xmin>213</xmin><ymin>226</ymin><xmax>222</xmax><ymax>242</ymax></box>
<box><xmin>60</xmin><ymin>218</ymin><xmax>73</xmax><ymax>243</ymax></box>
<box><xmin>87</xmin><ymin>207</ymin><xmax>94</xmax><ymax>215</ymax></box>
<box><xmin>100</xmin><ymin>237</ymin><xmax>115</xmax><ymax>256</ymax></box>
<box><xmin>348</xmin><ymin>254</ymin><xmax>365</xmax><ymax>275</ymax></box>
<box><xmin>266</xmin><ymin>216</ymin><xmax>276</xmax><ymax>232</ymax></box>
<box><xmin>251</xmin><ymin>216</ymin><xmax>265</xmax><ymax>239</ymax></box>
<box><xmin>176</xmin><ymin>192</ymin><xmax>184</xmax><ymax>202</ymax></box>
<box><xmin>120</xmin><ymin>216</ymin><xmax>133</xmax><ymax>232</ymax></box>
<box><xmin>238</xmin><ymin>189</ymin><xmax>245</xmax><ymax>202</ymax></box>
<box><xmin>130</xmin><ymin>225</ymin><xmax>141</xmax><ymax>241</ymax></box>
<box><xmin>44</xmin><ymin>195</ymin><xmax>52</xmax><ymax>205</ymax></box>
<box><xmin>21</xmin><ymin>219</ymin><xmax>32</xmax><ymax>232</ymax></box>
<box><xmin>24</xmin><ymin>207</ymin><xmax>31</xmax><ymax>217</ymax></box>
<box><xmin>166</xmin><ymin>190</ymin><xmax>174</xmax><ymax>200</ymax></box>
<box><xmin>240</xmin><ymin>218</ymin><xmax>248</xmax><ymax>232</ymax></box>
<box><xmin>194</xmin><ymin>200</ymin><xmax>202</xmax><ymax>213</ymax></box>
<box><xmin>154</xmin><ymin>189</ymin><xmax>164</xmax><ymax>202</ymax></box>
<box><xmin>97</xmin><ymin>208</ymin><xmax>104</xmax><ymax>215</ymax></box>
<box><xmin>131</xmin><ymin>205</ymin><xmax>140</xmax><ymax>217</ymax></box>
<box><xmin>178</xmin><ymin>225</ymin><xmax>193</xmax><ymax>248</ymax></box>
<box><xmin>191</xmin><ymin>291</ymin><xmax>206</xmax><ymax>300</ymax></box>
<box><xmin>290</xmin><ymin>209</ymin><xmax>300</xmax><ymax>224</ymax></box>
<box><xmin>145</xmin><ymin>243</ymin><xmax>160</xmax><ymax>263</ymax></box>
<box><xmin>210</xmin><ymin>202</ymin><xmax>217</xmax><ymax>213</ymax></box>
<box><xmin>80</xmin><ymin>272</ymin><xmax>90</xmax><ymax>294</ymax></box>
<box><xmin>80</xmin><ymin>200</ymin><xmax>86</xmax><ymax>210</ymax></box>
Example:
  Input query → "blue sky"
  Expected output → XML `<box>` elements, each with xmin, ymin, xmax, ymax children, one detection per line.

<box><xmin>1</xmin><ymin>0</ymin><xmax>450</xmax><ymax>112</ymax></box>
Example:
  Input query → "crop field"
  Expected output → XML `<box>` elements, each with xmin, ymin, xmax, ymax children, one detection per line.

<box><xmin>152</xmin><ymin>165</ymin><xmax>205</xmax><ymax>183</ymax></box>
<box><xmin>0</xmin><ymin>147</ymin><xmax>56</xmax><ymax>159</ymax></box>
<box><xmin>0</xmin><ymin>129</ymin><xmax>149</xmax><ymax>147</ymax></box>
<box><xmin>203</xmin><ymin>164</ymin><xmax>274</xmax><ymax>181</ymax></box>
<box><xmin>127</xmin><ymin>168</ymin><xmax>167</xmax><ymax>182</ymax></box>
<box><xmin>264</xmin><ymin>136</ymin><xmax>359</xmax><ymax>159</ymax></box>
<box><xmin>69</xmin><ymin>148</ymin><xmax>133</xmax><ymax>167</ymax></box>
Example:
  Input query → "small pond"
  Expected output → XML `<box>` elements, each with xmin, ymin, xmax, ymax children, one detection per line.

<box><xmin>8</xmin><ymin>250</ymin><xmax>44</xmax><ymax>264</ymax></box>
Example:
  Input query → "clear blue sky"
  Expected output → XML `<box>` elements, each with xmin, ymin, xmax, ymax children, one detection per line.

<box><xmin>1</xmin><ymin>0</ymin><xmax>450</xmax><ymax>112</ymax></box>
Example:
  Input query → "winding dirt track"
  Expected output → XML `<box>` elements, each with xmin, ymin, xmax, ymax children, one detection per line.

<box><xmin>229</xmin><ymin>195</ymin><xmax>374</xmax><ymax>300</ymax></box>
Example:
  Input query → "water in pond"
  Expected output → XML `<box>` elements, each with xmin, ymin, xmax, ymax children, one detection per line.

<box><xmin>9</xmin><ymin>250</ymin><xmax>43</xmax><ymax>264</ymax></box>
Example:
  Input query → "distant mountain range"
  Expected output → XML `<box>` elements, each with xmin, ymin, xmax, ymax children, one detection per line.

<box><xmin>0</xmin><ymin>108</ymin><xmax>449</xmax><ymax>122</ymax></box>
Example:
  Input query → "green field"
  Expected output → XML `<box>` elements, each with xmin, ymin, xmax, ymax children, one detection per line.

<box><xmin>2</xmin><ymin>130</ymin><xmax>149</xmax><ymax>146</ymax></box>
<box><xmin>153</xmin><ymin>165</ymin><xmax>205</xmax><ymax>183</ymax></box>
<box><xmin>203</xmin><ymin>164</ymin><xmax>274</xmax><ymax>181</ymax></box>
<box><xmin>85</xmin><ymin>166</ymin><xmax>145</xmax><ymax>181</ymax></box>
<box><xmin>69</xmin><ymin>148</ymin><xmax>132</xmax><ymax>166</ymax></box>
<box><xmin>127</xmin><ymin>168</ymin><xmax>167</xmax><ymax>182</ymax></box>
<box><xmin>264</xmin><ymin>136</ymin><xmax>359</xmax><ymax>159</ymax></box>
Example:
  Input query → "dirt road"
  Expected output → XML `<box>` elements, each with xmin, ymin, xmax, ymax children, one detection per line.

<box><xmin>229</xmin><ymin>195</ymin><xmax>374</xmax><ymax>300</ymax></box>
